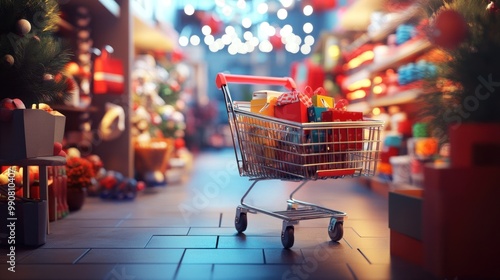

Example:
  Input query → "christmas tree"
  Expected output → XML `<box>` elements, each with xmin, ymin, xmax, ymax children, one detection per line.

<box><xmin>419</xmin><ymin>0</ymin><xmax>500</xmax><ymax>142</ymax></box>
<box><xmin>0</xmin><ymin>0</ymin><xmax>70</xmax><ymax>106</ymax></box>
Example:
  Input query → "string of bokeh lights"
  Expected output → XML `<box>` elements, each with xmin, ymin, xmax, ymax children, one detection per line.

<box><xmin>177</xmin><ymin>0</ymin><xmax>316</xmax><ymax>55</ymax></box>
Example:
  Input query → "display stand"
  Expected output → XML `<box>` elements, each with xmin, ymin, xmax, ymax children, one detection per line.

<box><xmin>0</xmin><ymin>156</ymin><xmax>66</xmax><ymax>235</ymax></box>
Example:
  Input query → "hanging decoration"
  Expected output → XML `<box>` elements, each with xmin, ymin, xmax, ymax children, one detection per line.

<box><xmin>429</xmin><ymin>9</ymin><xmax>468</xmax><ymax>49</ymax></box>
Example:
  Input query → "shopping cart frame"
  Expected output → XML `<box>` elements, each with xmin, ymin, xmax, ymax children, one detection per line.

<box><xmin>216</xmin><ymin>73</ymin><xmax>383</xmax><ymax>248</ymax></box>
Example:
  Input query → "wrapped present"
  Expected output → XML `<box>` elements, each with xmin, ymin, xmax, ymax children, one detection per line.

<box><xmin>321</xmin><ymin>109</ymin><xmax>364</xmax><ymax>152</ymax></box>
<box><xmin>274</xmin><ymin>90</ymin><xmax>312</xmax><ymax>123</ymax></box>
<box><xmin>93</xmin><ymin>49</ymin><xmax>124</xmax><ymax>94</ymax></box>
<box><xmin>250</xmin><ymin>90</ymin><xmax>281</xmax><ymax>117</ymax></box>
<box><xmin>306</xmin><ymin>87</ymin><xmax>334</xmax><ymax>108</ymax></box>
<box><xmin>307</xmin><ymin>106</ymin><xmax>327</xmax><ymax>122</ymax></box>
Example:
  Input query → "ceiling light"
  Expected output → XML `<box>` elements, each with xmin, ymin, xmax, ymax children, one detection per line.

<box><xmin>242</xmin><ymin>17</ymin><xmax>252</xmax><ymax>28</ymax></box>
<box><xmin>303</xmin><ymin>22</ymin><xmax>313</xmax><ymax>34</ymax></box>
<box><xmin>277</xmin><ymin>8</ymin><xmax>288</xmax><ymax>20</ymax></box>
<box><xmin>257</xmin><ymin>3</ymin><xmax>268</xmax><ymax>14</ymax></box>
<box><xmin>303</xmin><ymin>5</ymin><xmax>313</xmax><ymax>16</ymax></box>
<box><xmin>184</xmin><ymin>4</ymin><xmax>195</xmax><ymax>16</ymax></box>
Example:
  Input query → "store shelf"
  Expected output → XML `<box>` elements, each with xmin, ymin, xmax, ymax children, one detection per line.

<box><xmin>371</xmin><ymin>87</ymin><xmax>423</xmax><ymax>107</ymax></box>
<box><xmin>346</xmin><ymin>3</ymin><xmax>422</xmax><ymax>52</ymax></box>
<box><xmin>343</xmin><ymin>38</ymin><xmax>433</xmax><ymax>88</ymax></box>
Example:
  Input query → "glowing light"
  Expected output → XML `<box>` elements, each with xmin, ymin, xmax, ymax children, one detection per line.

<box><xmin>242</xmin><ymin>17</ymin><xmax>252</xmax><ymax>28</ymax></box>
<box><xmin>373</xmin><ymin>85</ymin><xmax>383</xmax><ymax>94</ymax></box>
<box><xmin>372</xmin><ymin>107</ymin><xmax>381</xmax><ymax>115</ymax></box>
<box><xmin>300</xmin><ymin>44</ymin><xmax>311</xmax><ymax>55</ymax></box>
<box><xmin>184</xmin><ymin>4</ymin><xmax>195</xmax><ymax>16</ymax></box>
<box><xmin>257</xmin><ymin>3</ymin><xmax>268</xmax><ymax>14</ymax></box>
<box><xmin>236</xmin><ymin>0</ymin><xmax>246</xmax><ymax>9</ymax></box>
<box><xmin>204</xmin><ymin>35</ymin><xmax>215</xmax><ymax>45</ymax></box>
<box><xmin>347</xmin><ymin>79</ymin><xmax>371</xmax><ymax>91</ymax></box>
<box><xmin>304</xmin><ymin>35</ymin><xmax>315</xmax><ymax>45</ymax></box>
<box><xmin>277</xmin><ymin>8</ymin><xmax>288</xmax><ymax>20</ymax></box>
<box><xmin>190</xmin><ymin>35</ymin><xmax>200</xmax><ymax>46</ymax></box>
<box><xmin>303</xmin><ymin>5</ymin><xmax>313</xmax><ymax>16</ymax></box>
<box><xmin>373</xmin><ymin>76</ymin><xmax>383</xmax><ymax>84</ymax></box>
<box><xmin>347</xmin><ymin>90</ymin><xmax>367</xmax><ymax>100</ymax></box>
<box><xmin>225</xmin><ymin>25</ymin><xmax>236</xmax><ymax>35</ymax></box>
<box><xmin>259</xmin><ymin>40</ymin><xmax>273</xmax><ymax>52</ymax></box>
<box><xmin>243</xmin><ymin>31</ymin><xmax>253</xmax><ymax>41</ymax></box>
<box><xmin>222</xmin><ymin>5</ymin><xmax>232</xmax><ymax>16</ymax></box>
<box><xmin>303</xmin><ymin>22</ymin><xmax>313</xmax><ymax>34</ymax></box>
<box><xmin>178</xmin><ymin>36</ymin><xmax>188</xmax><ymax>47</ymax></box>
<box><xmin>280</xmin><ymin>0</ymin><xmax>294</xmax><ymax>8</ymax></box>
<box><xmin>280</xmin><ymin>24</ymin><xmax>293</xmax><ymax>37</ymax></box>
<box><xmin>202</xmin><ymin>25</ymin><xmax>212</xmax><ymax>35</ymax></box>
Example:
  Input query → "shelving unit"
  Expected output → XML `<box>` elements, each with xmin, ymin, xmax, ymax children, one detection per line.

<box><xmin>342</xmin><ymin>3</ymin><xmax>433</xmax><ymax>112</ymax></box>
<box><xmin>340</xmin><ymin>3</ymin><xmax>435</xmax><ymax>195</ymax></box>
<box><xmin>57</xmin><ymin>0</ymin><xmax>177</xmax><ymax>178</ymax></box>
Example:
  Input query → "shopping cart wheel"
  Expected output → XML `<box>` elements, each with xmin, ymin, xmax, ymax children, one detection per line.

<box><xmin>235</xmin><ymin>212</ymin><xmax>247</xmax><ymax>233</ymax></box>
<box><xmin>281</xmin><ymin>226</ymin><xmax>295</xmax><ymax>249</ymax></box>
<box><xmin>328</xmin><ymin>220</ymin><xmax>344</xmax><ymax>242</ymax></box>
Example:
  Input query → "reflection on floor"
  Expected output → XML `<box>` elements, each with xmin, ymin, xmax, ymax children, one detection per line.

<box><xmin>0</xmin><ymin>149</ymin><xmax>436</xmax><ymax>280</ymax></box>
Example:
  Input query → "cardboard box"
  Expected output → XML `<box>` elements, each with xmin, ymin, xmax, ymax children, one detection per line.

<box><xmin>0</xmin><ymin>109</ymin><xmax>66</xmax><ymax>160</ymax></box>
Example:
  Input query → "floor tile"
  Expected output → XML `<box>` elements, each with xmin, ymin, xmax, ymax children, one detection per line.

<box><xmin>182</xmin><ymin>249</ymin><xmax>263</xmax><ymax>264</ymax></box>
<box><xmin>44</xmin><ymin>227</ymin><xmax>189</xmax><ymax>248</ymax></box>
<box><xmin>78</xmin><ymin>248</ymin><xmax>184</xmax><ymax>263</ymax></box>
<box><xmin>212</xmin><ymin>264</ymin><xmax>295</xmax><ymax>280</ymax></box>
<box><xmin>217</xmin><ymin>235</ymin><xmax>284</xmax><ymax>249</ymax></box>
<box><xmin>263</xmin><ymin>248</ymin><xmax>304</xmax><ymax>264</ymax></box>
<box><xmin>187</xmin><ymin>227</ymin><xmax>237</xmax><ymax>236</ymax></box>
<box><xmin>106</xmin><ymin>264</ymin><xmax>178</xmax><ymax>280</ymax></box>
<box><xmin>19</xmin><ymin>248</ymin><xmax>89</xmax><ymax>264</ymax></box>
<box><xmin>342</xmin><ymin>227</ymin><xmax>390</xmax><ymax>250</ymax></box>
<box><xmin>300</xmin><ymin>242</ymin><xmax>369</xmax><ymax>266</ymax></box>
<box><xmin>175</xmin><ymin>264</ymin><xmax>214</xmax><ymax>280</ymax></box>
<box><xmin>358</xmin><ymin>248</ymin><xmax>391</xmax><ymax>264</ymax></box>
<box><xmin>0</xmin><ymin>264</ymin><xmax>116</xmax><ymax>279</ymax></box>
<box><xmin>146</xmin><ymin>236</ymin><xmax>217</xmax><ymax>248</ymax></box>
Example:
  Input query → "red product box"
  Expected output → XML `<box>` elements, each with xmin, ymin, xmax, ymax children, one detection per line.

<box><xmin>321</xmin><ymin>110</ymin><xmax>363</xmax><ymax>151</ymax></box>
<box><xmin>274</xmin><ymin>101</ymin><xmax>309</xmax><ymax>123</ymax></box>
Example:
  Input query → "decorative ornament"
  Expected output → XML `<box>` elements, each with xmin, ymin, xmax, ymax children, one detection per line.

<box><xmin>487</xmin><ymin>0</ymin><xmax>500</xmax><ymax>13</ymax></box>
<box><xmin>270</xmin><ymin>33</ymin><xmax>283</xmax><ymax>50</ymax></box>
<box><xmin>16</xmin><ymin>19</ymin><xmax>31</xmax><ymax>36</ymax></box>
<box><xmin>44</xmin><ymin>73</ymin><xmax>54</xmax><ymax>81</ymax></box>
<box><xmin>3</xmin><ymin>55</ymin><xmax>15</xmax><ymax>67</ymax></box>
<box><xmin>32</xmin><ymin>35</ymin><xmax>40</xmax><ymax>42</ymax></box>
<box><xmin>429</xmin><ymin>9</ymin><xmax>468</xmax><ymax>49</ymax></box>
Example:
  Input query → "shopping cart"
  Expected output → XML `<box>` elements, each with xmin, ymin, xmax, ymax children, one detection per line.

<box><xmin>216</xmin><ymin>73</ymin><xmax>384</xmax><ymax>248</ymax></box>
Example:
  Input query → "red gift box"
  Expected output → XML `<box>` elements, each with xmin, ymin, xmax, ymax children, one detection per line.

<box><xmin>321</xmin><ymin>110</ymin><xmax>363</xmax><ymax>151</ymax></box>
<box><xmin>93</xmin><ymin>49</ymin><xmax>124</xmax><ymax>94</ymax></box>
<box><xmin>274</xmin><ymin>90</ymin><xmax>312</xmax><ymax>123</ymax></box>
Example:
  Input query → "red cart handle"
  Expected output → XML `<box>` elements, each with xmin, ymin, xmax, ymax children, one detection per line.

<box><xmin>216</xmin><ymin>73</ymin><xmax>297</xmax><ymax>90</ymax></box>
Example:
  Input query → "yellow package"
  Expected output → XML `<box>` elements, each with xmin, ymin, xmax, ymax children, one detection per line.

<box><xmin>312</xmin><ymin>95</ymin><xmax>334</xmax><ymax>108</ymax></box>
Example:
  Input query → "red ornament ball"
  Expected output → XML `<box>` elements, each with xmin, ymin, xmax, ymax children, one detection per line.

<box><xmin>430</xmin><ymin>9</ymin><xmax>468</xmax><ymax>49</ymax></box>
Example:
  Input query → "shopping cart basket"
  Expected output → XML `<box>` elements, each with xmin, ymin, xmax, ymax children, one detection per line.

<box><xmin>216</xmin><ymin>73</ymin><xmax>383</xmax><ymax>248</ymax></box>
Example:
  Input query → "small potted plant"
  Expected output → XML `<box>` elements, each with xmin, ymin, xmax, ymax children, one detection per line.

<box><xmin>65</xmin><ymin>156</ymin><xmax>95</xmax><ymax>211</ymax></box>
<box><xmin>0</xmin><ymin>0</ymin><xmax>71</xmax><ymax>160</ymax></box>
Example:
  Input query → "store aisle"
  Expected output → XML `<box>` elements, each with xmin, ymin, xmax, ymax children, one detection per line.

<box><xmin>1</xmin><ymin>149</ymin><xmax>435</xmax><ymax>280</ymax></box>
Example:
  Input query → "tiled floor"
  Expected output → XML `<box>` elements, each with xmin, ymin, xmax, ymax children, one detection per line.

<box><xmin>1</xmin><ymin>149</ymin><xmax>436</xmax><ymax>279</ymax></box>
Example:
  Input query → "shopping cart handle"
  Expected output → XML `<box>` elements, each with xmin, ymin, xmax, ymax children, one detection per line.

<box><xmin>216</xmin><ymin>73</ymin><xmax>297</xmax><ymax>90</ymax></box>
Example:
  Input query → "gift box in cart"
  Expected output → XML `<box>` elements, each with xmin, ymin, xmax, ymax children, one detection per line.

<box><xmin>216</xmin><ymin>73</ymin><xmax>384</xmax><ymax>248</ymax></box>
